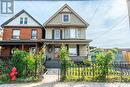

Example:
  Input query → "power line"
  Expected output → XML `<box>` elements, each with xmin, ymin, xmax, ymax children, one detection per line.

<box><xmin>89</xmin><ymin>0</ymin><xmax>103</xmax><ymax>23</ymax></box>
<box><xmin>92</xmin><ymin>15</ymin><xmax>128</xmax><ymax>40</ymax></box>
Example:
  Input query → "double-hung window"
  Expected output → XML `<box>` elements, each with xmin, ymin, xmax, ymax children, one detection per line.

<box><xmin>32</xmin><ymin>29</ymin><xmax>37</xmax><ymax>39</ymax></box>
<box><xmin>12</xmin><ymin>30</ymin><xmax>20</xmax><ymax>39</ymax></box>
<box><xmin>54</xmin><ymin>30</ymin><xmax>60</xmax><ymax>39</ymax></box>
<box><xmin>70</xmin><ymin>29</ymin><xmax>76</xmax><ymax>38</ymax></box>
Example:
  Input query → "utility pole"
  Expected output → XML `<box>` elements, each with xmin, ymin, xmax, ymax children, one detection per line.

<box><xmin>127</xmin><ymin>0</ymin><xmax>130</xmax><ymax>27</ymax></box>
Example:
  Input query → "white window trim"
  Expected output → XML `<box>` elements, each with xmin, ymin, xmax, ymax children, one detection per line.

<box><xmin>62</xmin><ymin>13</ymin><xmax>70</xmax><ymax>23</ymax></box>
<box><xmin>12</xmin><ymin>29</ymin><xmax>20</xmax><ymax>40</ymax></box>
<box><xmin>69</xmin><ymin>45</ymin><xmax>77</xmax><ymax>56</ymax></box>
<box><xmin>54</xmin><ymin>29</ymin><xmax>61</xmax><ymax>39</ymax></box>
<box><xmin>20</xmin><ymin>17</ymin><xmax>28</xmax><ymax>24</ymax></box>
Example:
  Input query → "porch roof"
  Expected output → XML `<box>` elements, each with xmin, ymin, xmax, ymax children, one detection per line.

<box><xmin>42</xmin><ymin>39</ymin><xmax>92</xmax><ymax>45</ymax></box>
<box><xmin>0</xmin><ymin>40</ymin><xmax>42</xmax><ymax>45</ymax></box>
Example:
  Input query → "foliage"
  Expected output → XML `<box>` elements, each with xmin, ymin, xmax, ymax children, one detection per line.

<box><xmin>35</xmin><ymin>46</ymin><xmax>45</xmax><ymax>75</ymax></box>
<box><xmin>60</xmin><ymin>44</ymin><xmax>74</xmax><ymax>80</ymax></box>
<box><xmin>83</xmin><ymin>59</ymin><xmax>91</xmax><ymax>66</ymax></box>
<box><xmin>11</xmin><ymin>49</ymin><xmax>30</xmax><ymax>77</ymax></box>
<box><xmin>91</xmin><ymin>48</ymin><xmax>117</xmax><ymax>79</ymax></box>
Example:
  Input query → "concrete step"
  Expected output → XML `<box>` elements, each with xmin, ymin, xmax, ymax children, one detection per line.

<box><xmin>45</xmin><ymin>60</ymin><xmax>61</xmax><ymax>68</ymax></box>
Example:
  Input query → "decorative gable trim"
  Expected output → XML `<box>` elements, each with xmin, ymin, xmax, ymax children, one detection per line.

<box><xmin>43</xmin><ymin>4</ymin><xmax>89</xmax><ymax>27</ymax></box>
<box><xmin>1</xmin><ymin>9</ymin><xmax>42</xmax><ymax>28</ymax></box>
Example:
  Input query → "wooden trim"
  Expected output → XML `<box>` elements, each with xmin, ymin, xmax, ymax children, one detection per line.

<box><xmin>45</xmin><ymin>24</ymin><xmax>87</xmax><ymax>28</ymax></box>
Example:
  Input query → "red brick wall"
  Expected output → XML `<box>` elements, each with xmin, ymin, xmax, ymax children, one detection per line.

<box><xmin>3</xmin><ymin>27</ymin><xmax>42</xmax><ymax>40</ymax></box>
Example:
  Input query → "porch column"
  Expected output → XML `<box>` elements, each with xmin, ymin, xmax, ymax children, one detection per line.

<box><xmin>35</xmin><ymin>43</ymin><xmax>38</xmax><ymax>54</ymax></box>
<box><xmin>22</xmin><ymin>44</ymin><xmax>24</xmax><ymax>51</ymax></box>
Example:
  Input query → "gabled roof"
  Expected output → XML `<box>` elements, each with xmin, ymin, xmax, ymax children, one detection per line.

<box><xmin>43</xmin><ymin>4</ymin><xmax>89</xmax><ymax>27</ymax></box>
<box><xmin>1</xmin><ymin>9</ymin><xmax>42</xmax><ymax>27</ymax></box>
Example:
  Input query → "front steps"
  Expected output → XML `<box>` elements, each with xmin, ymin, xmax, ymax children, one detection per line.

<box><xmin>45</xmin><ymin>59</ymin><xmax>61</xmax><ymax>68</ymax></box>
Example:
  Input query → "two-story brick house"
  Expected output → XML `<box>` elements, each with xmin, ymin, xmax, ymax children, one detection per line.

<box><xmin>0</xmin><ymin>10</ymin><xmax>44</xmax><ymax>58</ymax></box>
<box><xmin>43</xmin><ymin>4</ymin><xmax>92</xmax><ymax>60</ymax></box>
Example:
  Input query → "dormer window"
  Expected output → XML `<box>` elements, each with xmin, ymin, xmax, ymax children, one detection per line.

<box><xmin>20</xmin><ymin>17</ymin><xmax>28</xmax><ymax>24</ymax></box>
<box><xmin>62</xmin><ymin>14</ymin><xmax>70</xmax><ymax>23</ymax></box>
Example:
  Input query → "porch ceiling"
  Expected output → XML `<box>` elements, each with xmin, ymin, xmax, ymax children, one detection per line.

<box><xmin>42</xmin><ymin>39</ymin><xmax>92</xmax><ymax>45</ymax></box>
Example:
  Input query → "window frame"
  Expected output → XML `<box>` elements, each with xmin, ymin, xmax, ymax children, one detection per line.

<box><xmin>54</xmin><ymin>29</ymin><xmax>61</xmax><ymax>40</ymax></box>
<box><xmin>69</xmin><ymin>45</ymin><xmax>77</xmax><ymax>56</ymax></box>
<box><xmin>62</xmin><ymin>13</ymin><xmax>70</xmax><ymax>23</ymax></box>
<box><xmin>24</xmin><ymin>17</ymin><xmax>28</xmax><ymax>24</ymax></box>
<box><xmin>20</xmin><ymin>17</ymin><xmax>24</xmax><ymax>24</ymax></box>
<box><xmin>12</xmin><ymin>29</ymin><xmax>20</xmax><ymax>39</ymax></box>
<box><xmin>31</xmin><ymin>29</ymin><xmax>37</xmax><ymax>39</ymax></box>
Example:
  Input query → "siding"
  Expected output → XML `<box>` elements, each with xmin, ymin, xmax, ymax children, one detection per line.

<box><xmin>79</xmin><ymin>45</ymin><xmax>87</xmax><ymax>56</ymax></box>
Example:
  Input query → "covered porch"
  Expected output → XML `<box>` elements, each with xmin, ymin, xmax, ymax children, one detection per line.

<box><xmin>0</xmin><ymin>40</ymin><xmax>43</xmax><ymax>59</ymax></box>
<box><xmin>43</xmin><ymin>39</ymin><xmax>91</xmax><ymax>61</ymax></box>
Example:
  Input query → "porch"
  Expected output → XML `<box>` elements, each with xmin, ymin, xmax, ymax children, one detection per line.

<box><xmin>0</xmin><ymin>40</ymin><xmax>43</xmax><ymax>58</ymax></box>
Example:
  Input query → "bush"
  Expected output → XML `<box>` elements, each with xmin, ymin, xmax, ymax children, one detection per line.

<box><xmin>11</xmin><ymin>49</ymin><xmax>35</xmax><ymax>77</ymax></box>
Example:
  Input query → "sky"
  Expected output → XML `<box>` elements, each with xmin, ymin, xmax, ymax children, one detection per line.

<box><xmin>0</xmin><ymin>0</ymin><xmax>130</xmax><ymax>48</ymax></box>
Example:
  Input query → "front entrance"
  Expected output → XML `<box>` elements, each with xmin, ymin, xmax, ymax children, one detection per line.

<box><xmin>54</xmin><ymin>47</ymin><xmax>60</xmax><ymax>59</ymax></box>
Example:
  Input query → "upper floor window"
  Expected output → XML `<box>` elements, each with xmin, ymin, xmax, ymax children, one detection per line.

<box><xmin>24</xmin><ymin>18</ymin><xmax>28</xmax><ymax>24</ymax></box>
<box><xmin>62</xmin><ymin>14</ymin><xmax>70</xmax><ymax>23</ymax></box>
<box><xmin>32</xmin><ymin>29</ymin><xmax>37</xmax><ymax>39</ymax></box>
<box><xmin>54</xmin><ymin>29</ymin><xmax>61</xmax><ymax>39</ymax></box>
<box><xmin>12</xmin><ymin>30</ymin><xmax>20</xmax><ymax>39</ymax></box>
<box><xmin>70</xmin><ymin>29</ymin><xmax>76</xmax><ymax>38</ymax></box>
<box><xmin>20</xmin><ymin>17</ymin><xmax>28</xmax><ymax>24</ymax></box>
<box><xmin>20</xmin><ymin>18</ymin><xmax>23</xmax><ymax>24</ymax></box>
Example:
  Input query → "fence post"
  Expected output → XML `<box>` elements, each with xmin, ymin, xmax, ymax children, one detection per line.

<box><xmin>35</xmin><ymin>59</ymin><xmax>37</xmax><ymax>78</ymax></box>
<box><xmin>92</xmin><ymin>62</ymin><xmax>94</xmax><ymax>80</ymax></box>
<box><xmin>120</xmin><ymin>61</ymin><xmax>122</xmax><ymax>82</ymax></box>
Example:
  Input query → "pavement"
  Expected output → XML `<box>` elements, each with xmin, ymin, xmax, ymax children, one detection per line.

<box><xmin>1</xmin><ymin>68</ymin><xmax>130</xmax><ymax>87</ymax></box>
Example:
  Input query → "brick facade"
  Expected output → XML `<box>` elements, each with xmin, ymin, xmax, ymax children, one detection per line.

<box><xmin>3</xmin><ymin>28</ymin><xmax>42</xmax><ymax>40</ymax></box>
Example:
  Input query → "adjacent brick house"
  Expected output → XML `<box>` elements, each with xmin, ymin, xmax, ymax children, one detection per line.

<box><xmin>0</xmin><ymin>10</ymin><xmax>44</xmax><ymax>58</ymax></box>
<box><xmin>43</xmin><ymin>4</ymin><xmax>92</xmax><ymax>60</ymax></box>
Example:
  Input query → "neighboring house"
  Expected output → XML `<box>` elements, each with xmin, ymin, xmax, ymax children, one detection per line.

<box><xmin>0</xmin><ymin>28</ymin><xmax>2</xmax><ymax>56</ymax></box>
<box><xmin>0</xmin><ymin>10</ymin><xmax>44</xmax><ymax>58</ymax></box>
<box><xmin>43</xmin><ymin>4</ymin><xmax>92</xmax><ymax>60</ymax></box>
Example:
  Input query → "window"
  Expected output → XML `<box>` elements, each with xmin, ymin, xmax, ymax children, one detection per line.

<box><xmin>30</xmin><ymin>47</ymin><xmax>36</xmax><ymax>54</ymax></box>
<box><xmin>20</xmin><ymin>17</ymin><xmax>28</xmax><ymax>24</ymax></box>
<box><xmin>24</xmin><ymin>18</ymin><xmax>28</xmax><ymax>24</ymax></box>
<box><xmin>12</xmin><ymin>30</ymin><xmax>20</xmax><ymax>39</ymax></box>
<box><xmin>64</xmin><ymin>29</ymin><xmax>69</xmax><ymax>39</ymax></box>
<box><xmin>54</xmin><ymin>30</ymin><xmax>60</xmax><ymax>39</ymax></box>
<box><xmin>69</xmin><ymin>45</ymin><xmax>77</xmax><ymax>56</ymax></box>
<box><xmin>20</xmin><ymin>18</ymin><xmax>23</xmax><ymax>24</ymax></box>
<box><xmin>62</xmin><ymin>14</ymin><xmax>70</xmax><ymax>23</ymax></box>
<box><xmin>70</xmin><ymin>29</ymin><xmax>76</xmax><ymax>38</ymax></box>
<box><xmin>32</xmin><ymin>29</ymin><xmax>37</xmax><ymax>39</ymax></box>
<box><xmin>11</xmin><ymin>48</ymin><xmax>16</xmax><ymax>54</ymax></box>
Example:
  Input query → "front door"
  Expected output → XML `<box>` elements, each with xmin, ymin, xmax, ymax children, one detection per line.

<box><xmin>54</xmin><ymin>47</ymin><xmax>60</xmax><ymax>59</ymax></box>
